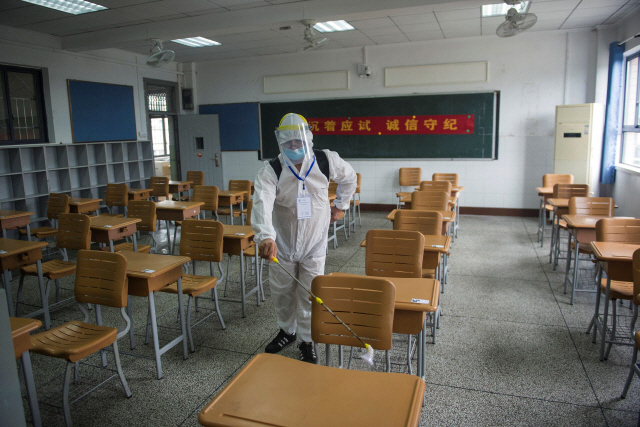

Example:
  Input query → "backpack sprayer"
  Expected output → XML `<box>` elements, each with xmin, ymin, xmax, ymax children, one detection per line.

<box><xmin>271</xmin><ymin>256</ymin><xmax>375</xmax><ymax>365</ymax></box>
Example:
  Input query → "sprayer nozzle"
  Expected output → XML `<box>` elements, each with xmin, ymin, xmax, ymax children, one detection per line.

<box><xmin>360</xmin><ymin>344</ymin><xmax>375</xmax><ymax>366</ymax></box>
<box><xmin>272</xmin><ymin>257</ymin><xmax>279</xmax><ymax>263</ymax></box>
<box><xmin>315</xmin><ymin>297</ymin><xmax>323</xmax><ymax>304</ymax></box>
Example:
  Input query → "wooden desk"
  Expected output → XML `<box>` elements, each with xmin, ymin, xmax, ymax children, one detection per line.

<box><xmin>198</xmin><ymin>353</ymin><xmax>425</xmax><ymax>427</ymax></box>
<box><xmin>120</xmin><ymin>251</ymin><xmax>190</xmax><ymax>379</ymax></box>
<box><xmin>0</xmin><ymin>210</ymin><xmax>33</xmax><ymax>240</ymax></box>
<box><xmin>169</xmin><ymin>180</ymin><xmax>193</xmax><ymax>201</ymax></box>
<box><xmin>90</xmin><ymin>216</ymin><xmax>141</xmax><ymax>252</ymax></box>
<box><xmin>11</xmin><ymin>317</ymin><xmax>42</xmax><ymax>427</ymax></box>
<box><xmin>589</xmin><ymin>242</ymin><xmax>640</xmax><ymax>361</ymax></box>
<box><xmin>128</xmin><ymin>188</ymin><xmax>152</xmax><ymax>201</ymax></box>
<box><xmin>0</xmin><ymin>238</ymin><xmax>49</xmax><ymax>328</ymax></box>
<box><xmin>221</xmin><ymin>225</ymin><xmax>258</xmax><ymax>317</ymax></box>
<box><xmin>561</xmin><ymin>214</ymin><xmax>601</xmax><ymax>305</ymax></box>
<box><xmin>218</xmin><ymin>190</ymin><xmax>247</xmax><ymax>225</ymax></box>
<box><xmin>155</xmin><ymin>201</ymin><xmax>204</xmax><ymax>253</ymax></box>
<box><xmin>68</xmin><ymin>197</ymin><xmax>102</xmax><ymax>216</ymax></box>
<box><xmin>330</xmin><ymin>272</ymin><xmax>440</xmax><ymax>378</ymax></box>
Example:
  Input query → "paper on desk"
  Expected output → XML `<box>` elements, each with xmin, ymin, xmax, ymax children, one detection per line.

<box><xmin>0</xmin><ymin>250</ymin><xmax>6</xmax><ymax>254</ymax></box>
<box><xmin>142</xmin><ymin>269</ymin><xmax>155</xmax><ymax>273</ymax></box>
<box><xmin>432</xmin><ymin>245</ymin><xmax>445</xmax><ymax>248</ymax></box>
<box><xmin>235</xmin><ymin>233</ymin><xmax>245</xmax><ymax>236</ymax></box>
<box><xmin>411</xmin><ymin>298</ymin><xmax>430</xmax><ymax>304</ymax></box>
<box><xmin>104</xmin><ymin>225</ymin><xmax>112</xmax><ymax>228</ymax></box>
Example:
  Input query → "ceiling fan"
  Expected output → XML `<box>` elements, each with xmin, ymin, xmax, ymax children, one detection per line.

<box><xmin>146</xmin><ymin>39</ymin><xmax>175</xmax><ymax>68</ymax></box>
<box><xmin>301</xmin><ymin>19</ymin><xmax>328</xmax><ymax>51</ymax></box>
<box><xmin>496</xmin><ymin>1</ymin><xmax>538</xmax><ymax>37</ymax></box>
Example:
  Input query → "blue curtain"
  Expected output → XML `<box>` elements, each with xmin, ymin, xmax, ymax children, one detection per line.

<box><xmin>600</xmin><ymin>41</ymin><xmax>625</xmax><ymax>184</ymax></box>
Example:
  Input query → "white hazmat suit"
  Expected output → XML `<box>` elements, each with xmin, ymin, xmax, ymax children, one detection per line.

<box><xmin>251</xmin><ymin>116</ymin><xmax>357</xmax><ymax>343</ymax></box>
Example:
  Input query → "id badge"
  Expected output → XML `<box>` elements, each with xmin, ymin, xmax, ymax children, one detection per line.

<box><xmin>296</xmin><ymin>195</ymin><xmax>312</xmax><ymax>220</ymax></box>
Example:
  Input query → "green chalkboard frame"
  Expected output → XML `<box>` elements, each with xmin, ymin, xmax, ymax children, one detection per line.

<box><xmin>260</xmin><ymin>91</ymin><xmax>499</xmax><ymax>159</ymax></box>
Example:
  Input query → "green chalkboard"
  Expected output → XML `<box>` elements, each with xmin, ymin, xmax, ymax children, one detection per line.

<box><xmin>260</xmin><ymin>92</ymin><xmax>498</xmax><ymax>159</ymax></box>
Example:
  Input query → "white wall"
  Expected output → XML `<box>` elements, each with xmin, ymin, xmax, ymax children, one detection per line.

<box><xmin>0</xmin><ymin>25</ymin><xmax>181</xmax><ymax>145</ymax></box>
<box><xmin>196</xmin><ymin>29</ymin><xmax>596</xmax><ymax>209</ymax></box>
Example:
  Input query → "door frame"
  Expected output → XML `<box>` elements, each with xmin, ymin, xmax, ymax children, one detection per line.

<box><xmin>143</xmin><ymin>78</ymin><xmax>180</xmax><ymax>179</ymax></box>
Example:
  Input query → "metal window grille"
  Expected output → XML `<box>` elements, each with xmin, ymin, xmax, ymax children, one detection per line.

<box><xmin>147</xmin><ymin>84</ymin><xmax>175</xmax><ymax>113</ymax></box>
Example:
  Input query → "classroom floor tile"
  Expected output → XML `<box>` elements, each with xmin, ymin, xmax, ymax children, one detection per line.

<box><xmin>7</xmin><ymin>212</ymin><xmax>640</xmax><ymax>426</ymax></box>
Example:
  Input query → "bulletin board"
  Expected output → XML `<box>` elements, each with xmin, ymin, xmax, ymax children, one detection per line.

<box><xmin>67</xmin><ymin>80</ymin><xmax>137</xmax><ymax>143</ymax></box>
<box><xmin>199</xmin><ymin>102</ymin><xmax>260</xmax><ymax>151</ymax></box>
<box><xmin>260</xmin><ymin>92</ymin><xmax>499</xmax><ymax>159</ymax></box>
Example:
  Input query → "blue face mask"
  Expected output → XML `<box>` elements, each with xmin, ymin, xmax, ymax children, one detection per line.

<box><xmin>283</xmin><ymin>147</ymin><xmax>306</xmax><ymax>161</ymax></box>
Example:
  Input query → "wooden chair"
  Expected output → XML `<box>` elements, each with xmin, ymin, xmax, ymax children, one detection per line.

<box><xmin>100</xmin><ymin>183</ymin><xmax>128</xmax><ymax>217</ymax></box>
<box><xmin>394</xmin><ymin>210</ymin><xmax>443</xmax><ymax>280</ymax></box>
<box><xmin>396</xmin><ymin>167</ymin><xmax>421</xmax><ymax>208</ymax></box>
<box><xmin>549</xmin><ymin>183</ymin><xmax>590</xmax><ymax>267</ymax></box>
<box><xmin>150</xmin><ymin>176</ymin><xmax>169</xmax><ymax>201</ymax></box>
<box><xmin>19</xmin><ymin>192</ymin><xmax>70</xmax><ymax>240</ymax></box>
<box><xmin>349</xmin><ymin>173</ymin><xmax>362</xmax><ymax>232</ymax></box>
<box><xmin>539</xmin><ymin>174</ymin><xmax>574</xmax><ymax>244</ymax></box>
<box><xmin>194</xmin><ymin>185</ymin><xmax>219</xmax><ymax>220</ymax></box>
<box><xmin>16</xmin><ymin>213</ymin><xmax>91</xmax><ymax>316</ymax></box>
<box><xmin>158</xmin><ymin>219</ymin><xmax>226</xmax><ymax>352</ymax></box>
<box><xmin>621</xmin><ymin>248</ymin><xmax>640</xmax><ymax>399</ymax></box>
<box><xmin>311</xmin><ymin>274</ymin><xmax>395</xmax><ymax>371</ymax></box>
<box><xmin>432</xmin><ymin>173</ymin><xmax>459</xmax><ymax>187</ymax></box>
<box><xmin>30</xmin><ymin>250</ymin><xmax>132</xmax><ymax>427</ymax></box>
<box><xmin>419</xmin><ymin>180</ymin><xmax>452</xmax><ymax>194</ymax></box>
<box><xmin>588</xmin><ymin>218</ymin><xmax>640</xmax><ymax>360</ymax></box>
<box><xmin>174</xmin><ymin>171</ymin><xmax>205</xmax><ymax>201</ymax></box>
<box><xmin>410</xmin><ymin>191</ymin><xmax>450</xmax><ymax>236</ymax></box>
<box><xmin>197</xmin><ymin>353</ymin><xmax>425</xmax><ymax>427</ymax></box>
<box><xmin>171</xmin><ymin>185</ymin><xmax>220</xmax><ymax>254</ymax></box>
<box><xmin>101</xmin><ymin>200</ymin><xmax>156</xmax><ymax>254</ymax></box>
<box><xmin>218</xmin><ymin>180</ymin><xmax>251</xmax><ymax>225</ymax></box>
<box><xmin>365</xmin><ymin>229</ymin><xmax>424</xmax><ymax>278</ymax></box>
<box><xmin>562</xmin><ymin>197</ymin><xmax>615</xmax><ymax>303</ymax></box>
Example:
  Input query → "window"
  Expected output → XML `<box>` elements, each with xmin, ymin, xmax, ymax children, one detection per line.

<box><xmin>151</xmin><ymin>117</ymin><xmax>171</xmax><ymax>156</ymax></box>
<box><xmin>0</xmin><ymin>65</ymin><xmax>47</xmax><ymax>145</ymax></box>
<box><xmin>621</xmin><ymin>53</ymin><xmax>640</xmax><ymax>167</ymax></box>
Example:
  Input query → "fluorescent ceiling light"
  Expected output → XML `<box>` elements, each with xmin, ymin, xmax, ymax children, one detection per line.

<box><xmin>21</xmin><ymin>0</ymin><xmax>107</xmax><ymax>15</ymax></box>
<box><xmin>171</xmin><ymin>37</ymin><xmax>221</xmax><ymax>47</ymax></box>
<box><xmin>482</xmin><ymin>1</ymin><xmax>530</xmax><ymax>17</ymax></box>
<box><xmin>313</xmin><ymin>20</ymin><xmax>355</xmax><ymax>33</ymax></box>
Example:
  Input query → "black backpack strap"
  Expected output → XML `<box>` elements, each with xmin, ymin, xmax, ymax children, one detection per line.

<box><xmin>269</xmin><ymin>156</ymin><xmax>283</xmax><ymax>180</ymax></box>
<box><xmin>314</xmin><ymin>149</ymin><xmax>330</xmax><ymax>182</ymax></box>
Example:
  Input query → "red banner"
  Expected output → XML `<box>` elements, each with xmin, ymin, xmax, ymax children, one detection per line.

<box><xmin>306</xmin><ymin>114</ymin><xmax>474</xmax><ymax>136</ymax></box>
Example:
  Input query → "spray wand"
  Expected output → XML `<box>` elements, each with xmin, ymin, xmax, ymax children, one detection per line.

<box><xmin>271</xmin><ymin>256</ymin><xmax>375</xmax><ymax>365</ymax></box>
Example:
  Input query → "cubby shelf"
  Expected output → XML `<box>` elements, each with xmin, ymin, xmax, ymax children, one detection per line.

<box><xmin>0</xmin><ymin>141</ymin><xmax>154</xmax><ymax>231</ymax></box>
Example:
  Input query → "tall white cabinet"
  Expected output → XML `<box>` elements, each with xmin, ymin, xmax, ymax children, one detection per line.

<box><xmin>553</xmin><ymin>103</ymin><xmax>605</xmax><ymax>195</ymax></box>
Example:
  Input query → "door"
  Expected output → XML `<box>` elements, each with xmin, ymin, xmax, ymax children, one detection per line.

<box><xmin>177</xmin><ymin>114</ymin><xmax>222</xmax><ymax>188</ymax></box>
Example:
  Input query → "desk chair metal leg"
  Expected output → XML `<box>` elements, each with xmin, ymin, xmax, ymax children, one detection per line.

<box><xmin>2</xmin><ymin>270</ymin><xmax>15</xmax><ymax>316</ymax></box>
<box><xmin>587</xmin><ymin>264</ymin><xmax>603</xmax><ymax>340</ymax></box>
<box><xmin>210</xmin><ymin>263</ymin><xmax>226</xmax><ymax>330</ymax></box>
<box><xmin>20</xmin><ymin>351</ymin><xmax>41</xmax><ymax>427</ymax></box>
<box><xmin>563</xmin><ymin>233</ymin><xmax>573</xmax><ymax>295</ymax></box>
<box><xmin>147</xmin><ymin>291</ymin><xmax>163</xmax><ymax>379</ymax></box>
<box><xmin>548</xmin><ymin>212</ymin><xmax>555</xmax><ymax>263</ymax></box>
<box><xmin>599</xmin><ymin>276</ymin><xmax>612</xmax><ymax>361</ymax></box>
<box><xmin>622</xmin><ymin>345</ymin><xmax>640</xmax><ymax>398</ymax></box>
<box><xmin>240</xmin><ymin>254</ymin><xmax>247</xmax><ymax>318</ymax></box>
<box><xmin>570</xmin><ymin>239</ymin><xmax>581</xmax><ymax>305</ymax></box>
<box><xmin>127</xmin><ymin>296</ymin><xmax>135</xmax><ymax>350</ymax></box>
<box><xmin>165</xmin><ymin>220</ymin><xmax>172</xmax><ymax>253</ymax></box>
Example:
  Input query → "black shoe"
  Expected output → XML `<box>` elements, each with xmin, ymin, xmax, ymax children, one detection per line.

<box><xmin>265</xmin><ymin>329</ymin><xmax>296</xmax><ymax>354</ymax></box>
<box><xmin>298</xmin><ymin>342</ymin><xmax>317</xmax><ymax>364</ymax></box>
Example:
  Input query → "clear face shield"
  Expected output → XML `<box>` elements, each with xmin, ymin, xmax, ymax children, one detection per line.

<box><xmin>275</xmin><ymin>123</ymin><xmax>314</xmax><ymax>167</ymax></box>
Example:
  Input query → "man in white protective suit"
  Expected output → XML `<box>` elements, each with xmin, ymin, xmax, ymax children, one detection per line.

<box><xmin>251</xmin><ymin>113</ymin><xmax>357</xmax><ymax>363</ymax></box>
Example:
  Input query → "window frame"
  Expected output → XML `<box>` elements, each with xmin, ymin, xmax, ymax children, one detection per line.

<box><xmin>619</xmin><ymin>50</ymin><xmax>640</xmax><ymax>169</ymax></box>
<box><xmin>0</xmin><ymin>64</ymin><xmax>48</xmax><ymax>146</ymax></box>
